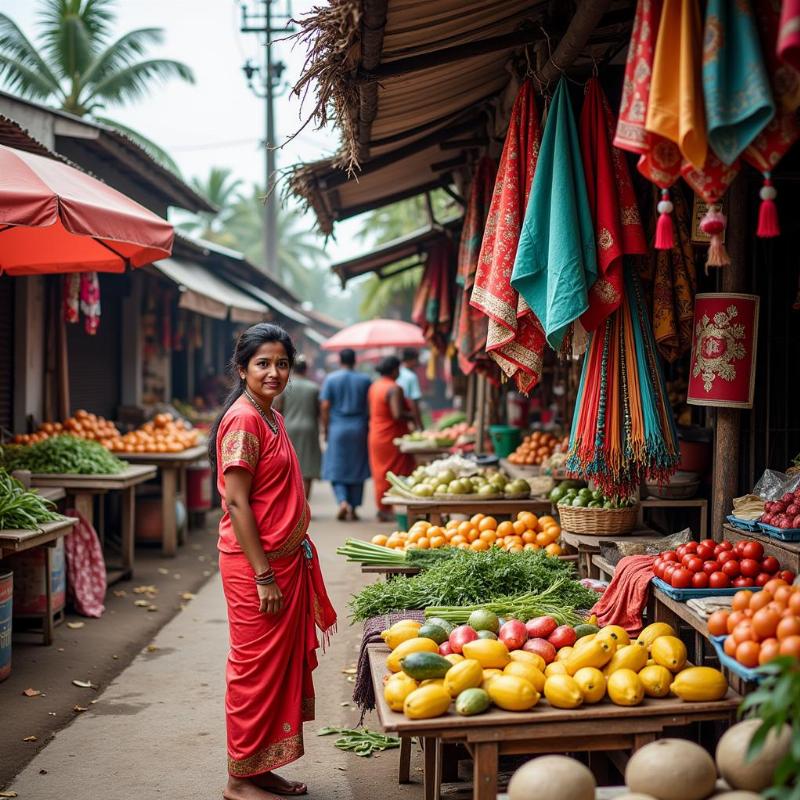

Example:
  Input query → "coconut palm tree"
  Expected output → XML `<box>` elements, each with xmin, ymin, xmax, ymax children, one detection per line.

<box><xmin>0</xmin><ymin>0</ymin><xmax>193</xmax><ymax>172</ymax></box>
<box><xmin>177</xmin><ymin>167</ymin><xmax>243</xmax><ymax>242</ymax></box>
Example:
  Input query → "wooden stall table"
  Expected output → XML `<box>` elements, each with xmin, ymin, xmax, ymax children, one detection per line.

<box><xmin>113</xmin><ymin>445</ymin><xmax>207</xmax><ymax>557</ymax></box>
<box><xmin>0</xmin><ymin>517</ymin><xmax>77</xmax><ymax>644</ymax></box>
<box><xmin>30</xmin><ymin>465</ymin><xmax>156</xmax><ymax>583</ymax></box>
<box><xmin>560</xmin><ymin>529</ymin><xmax>666</xmax><ymax>579</ymax></box>
<box><xmin>723</xmin><ymin>523</ymin><xmax>800</xmax><ymax>572</ymax></box>
<box><xmin>639</xmin><ymin>498</ymin><xmax>709</xmax><ymax>538</ymax></box>
<box><xmin>396</xmin><ymin>441</ymin><xmax>453</xmax><ymax>465</ymax></box>
<box><xmin>37</xmin><ymin>487</ymin><xmax>66</xmax><ymax>503</ymax></box>
<box><xmin>383</xmin><ymin>495</ymin><xmax>552</xmax><ymax>527</ymax></box>
<box><xmin>369</xmin><ymin>645</ymin><xmax>739</xmax><ymax>800</ymax></box>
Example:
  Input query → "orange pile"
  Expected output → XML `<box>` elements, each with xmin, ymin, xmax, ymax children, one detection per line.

<box><xmin>13</xmin><ymin>409</ymin><xmax>121</xmax><ymax>447</ymax></box>
<box><xmin>108</xmin><ymin>413</ymin><xmax>201</xmax><ymax>454</ymax></box>
<box><xmin>372</xmin><ymin>512</ymin><xmax>562</xmax><ymax>556</ymax></box>
<box><xmin>707</xmin><ymin>579</ymin><xmax>800</xmax><ymax>668</ymax></box>
<box><xmin>507</xmin><ymin>431</ymin><xmax>568</xmax><ymax>467</ymax></box>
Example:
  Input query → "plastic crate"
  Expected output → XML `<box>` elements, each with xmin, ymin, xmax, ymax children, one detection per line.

<box><xmin>651</xmin><ymin>576</ymin><xmax>750</xmax><ymax>601</ymax></box>
<box><xmin>726</xmin><ymin>515</ymin><xmax>761</xmax><ymax>532</ymax></box>
<box><xmin>757</xmin><ymin>522</ymin><xmax>800</xmax><ymax>542</ymax></box>
<box><xmin>710</xmin><ymin>636</ymin><xmax>763</xmax><ymax>683</ymax></box>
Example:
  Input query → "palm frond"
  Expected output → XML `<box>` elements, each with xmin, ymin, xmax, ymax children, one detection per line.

<box><xmin>360</xmin><ymin>267</ymin><xmax>422</xmax><ymax>318</ymax></box>
<box><xmin>87</xmin><ymin>57</ymin><xmax>194</xmax><ymax>105</ymax></box>
<box><xmin>92</xmin><ymin>115</ymin><xmax>182</xmax><ymax>175</ymax></box>
<box><xmin>38</xmin><ymin>0</ymin><xmax>114</xmax><ymax>50</ymax></box>
<box><xmin>0</xmin><ymin>13</ymin><xmax>62</xmax><ymax>95</ymax></box>
<box><xmin>38</xmin><ymin>0</ymin><xmax>99</xmax><ymax>80</ymax></box>
<box><xmin>79</xmin><ymin>27</ymin><xmax>164</xmax><ymax>90</ymax></box>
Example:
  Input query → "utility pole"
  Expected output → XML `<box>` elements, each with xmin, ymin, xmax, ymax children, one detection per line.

<box><xmin>240</xmin><ymin>1</ymin><xmax>293</xmax><ymax>280</ymax></box>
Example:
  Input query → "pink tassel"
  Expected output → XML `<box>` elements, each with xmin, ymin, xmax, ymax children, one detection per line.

<box><xmin>654</xmin><ymin>188</ymin><xmax>674</xmax><ymax>250</ymax></box>
<box><xmin>757</xmin><ymin>174</ymin><xmax>780</xmax><ymax>238</ymax></box>
<box><xmin>699</xmin><ymin>204</ymin><xmax>730</xmax><ymax>270</ymax></box>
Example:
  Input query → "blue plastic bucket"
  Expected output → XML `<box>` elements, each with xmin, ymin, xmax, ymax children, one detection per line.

<box><xmin>0</xmin><ymin>571</ymin><xmax>12</xmax><ymax>682</ymax></box>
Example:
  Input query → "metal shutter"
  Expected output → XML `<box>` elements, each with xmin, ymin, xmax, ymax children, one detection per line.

<box><xmin>0</xmin><ymin>276</ymin><xmax>13</xmax><ymax>432</ymax></box>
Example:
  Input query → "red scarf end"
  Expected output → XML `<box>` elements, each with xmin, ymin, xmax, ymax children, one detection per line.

<box><xmin>654</xmin><ymin>190</ymin><xmax>674</xmax><ymax>250</ymax></box>
<box><xmin>757</xmin><ymin>178</ymin><xmax>780</xmax><ymax>238</ymax></box>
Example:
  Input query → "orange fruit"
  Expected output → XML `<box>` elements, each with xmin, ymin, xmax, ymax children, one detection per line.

<box><xmin>426</xmin><ymin>526</ymin><xmax>444</xmax><ymax>538</ymax></box>
<box><xmin>789</xmin><ymin>593</ymin><xmax>800</xmax><ymax>616</ymax></box>
<box><xmin>535</xmin><ymin>532</ymin><xmax>550</xmax><ymax>547</ymax></box>
<box><xmin>523</xmin><ymin>543</ymin><xmax>538</xmax><ymax>551</ymax></box>
<box><xmin>451</xmin><ymin>535</ymin><xmax>466</xmax><ymax>546</ymax></box>
<box><xmin>430</xmin><ymin>536</ymin><xmax>446</xmax><ymax>549</ymax></box>
<box><xmin>446</xmin><ymin>520</ymin><xmax>459</xmax><ymax>530</ymax></box>
<box><xmin>707</xmin><ymin>610</ymin><xmax>730</xmax><ymax>638</ymax></box>
<box><xmin>735</xmin><ymin>640</ymin><xmax>761</xmax><ymax>669</ymax></box>
<box><xmin>732</xmin><ymin>590</ymin><xmax>753</xmax><ymax>612</ymax></box>
<box><xmin>749</xmin><ymin>590</ymin><xmax>773</xmax><ymax>612</ymax></box>
<box><xmin>443</xmin><ymin>528</ymin><xmax>456</xmax><ymax>541</ymax></box>
<box><xmin>470</xmin><ymin>539</ymin><xmax>489</xmax><ymax>551</ymax></box>
<box><xmin>779</xmin><ymin>634</ymin><xmax>800</xmax><ymax>658</ymax></box>
<box><xmin>545</xmin><ymin>543</ymin><xmax>562</xmax><ymax>557</ymax></box>
<box><xmin>764</xmin><ymin>579</ymin><xmax>789</xmax><ymax>595</ymax></box>
<box><xmin>776</xmin><ymin>616</ymin><xmax>800</xmax><ymax>641</ymax></box>
<box><xmin>774</xmin><ymin>586</ymin><xmax>793</xmax><ymax>605</ymax></box>
<box><xmin>408</xmin><ymin>530</ymin><xmax>424</xmax><ymax>543</ymax></box>
<box><xmin>522</xmin><ymin>531</ymin><xmax>536</xmax><ymax>544</ymax></box>
<box><xmin>544</xmin><ymin>525</ymin><xmax>561</xmax><ymax>540</ymax></box>
<box><xmin>508</xmin><ymin>544</ymin><xmax>523</xmax><ymax>553</ymax></box>
<box><xmin>479</xmin><ymin>516</ymin><xmax>498</xmax><ymax>532</ymax></box>
<box><xmin>752</xmin><ymin>608</ymin><xmax>780</xmax><ymax>640</ymax></box>
<box><xmin>727</xmin><ymin>610</ymin><xmax>746</xmax><ymax>634</ymax></box>
<box><xmin>539</xmin><ymin>515</ymin><xmax>555</xmax><ymax>527</ymax></box>
<box><xmin>759</xmin><ymin>637</ymin><xmax>780</xmax><ymax>665</ymax></box>
<box><xmin>512</xmin><ymin>520</ymin><xmax>527</xmax><ymax>536</ymax></box>
<box><xmin>467</xmin><ymin>527</ymin><xmax>480</xmax><ymax>543</ymax></box>
<box><xmin>497</xmin><ymin>521</ymin><xmax>514</xmax><ymax>537</ymax></box>
<box><xmin>371</xmin><ymin>534</ymin><xmax>389</xmax><ymax>546</ymax></box>
<box><xmin>457</xmin><ymin>542</ymin><xmax>470</xmax><ymax>550</ymax></box>
<box><xmin>479</xmin><ymin>530</ymin><xmax>497</xmax><ymax>545</ymax></box>
<box><xmin>470</xmin><ymin>513</ymin><xmax>485</xmax><ymax>527</ymax></box>
<box><xmin>416</xmin><ymin>537</ymin><xmax>430</xmax><ymax>550</ymax></box>
<box><xmin>517</xmin><ymin>512</ymin><xmax>538</xmax><ymax>530</ymax></box>
<box><xmin>723</xmin><ymin>635</ymin><xmax>738</xmax><ymax>657</ymax></box>
<box><xmin>732</xmin><ymin>621</ymin><xmax>757</xmax><ymax>644</ymax></box>
<box><xmin>457</xmin><ymin>521</ymin><xmax>472</xmax><ymax>537</ymax></box>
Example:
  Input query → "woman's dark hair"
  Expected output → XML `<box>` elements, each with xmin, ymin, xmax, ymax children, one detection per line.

<box><xmin>376</xmin><ymin>356</ymin><xmax>400</xmax><ymax>377</ymax></box>
<box><xmin>208</xmin><ymin>323</ymin><xmax>296</xmax><ymax>479</ymax></box>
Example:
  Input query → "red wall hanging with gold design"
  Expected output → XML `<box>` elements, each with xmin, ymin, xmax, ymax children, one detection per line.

<box><xmin>687</xmin><ymin>293</ymin><xmax>759</xmax><ymax>409</ymax></box>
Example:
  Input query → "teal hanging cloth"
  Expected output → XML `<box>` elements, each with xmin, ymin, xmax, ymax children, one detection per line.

<box><xmin>511</xmin><ymin>78</ymin><xmax>597</xmax><ymax>351</ymax></box>
<box><xmin>703</xmin><ymin>0</ymin><xmax>775</xmax><ymax>165</ymax></box>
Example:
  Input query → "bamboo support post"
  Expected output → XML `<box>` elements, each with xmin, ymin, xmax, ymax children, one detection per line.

<box><xmin>475</xmin><ymin>372</ymin><xmax>488</xmax><ymax>456</ymax></box>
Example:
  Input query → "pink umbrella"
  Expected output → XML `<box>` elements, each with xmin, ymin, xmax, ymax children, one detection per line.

<box><xmin>0</xmin><ymin>144</ymin><xmax>173</xmax><ymax>275</ymax></box>
<box><xmin>321</xmin><ymin>319</ymin><xmax>426</xmax><ymax>351</ymax></box>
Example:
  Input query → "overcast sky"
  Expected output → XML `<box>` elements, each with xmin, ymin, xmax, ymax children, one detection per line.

<box><xmin>0</xmin><ymin>0</ymin><xmax>365</xmax><ymax>268</ymax></box>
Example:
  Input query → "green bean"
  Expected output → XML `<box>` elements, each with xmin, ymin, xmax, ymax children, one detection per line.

<box><xmin>1</xmin><ymin>435</ymin><xmax>125</xmax><ymax>475</ymax></box>
<box><xmin>0</xmin><ymin>469</ymin><xmax>62</xmax><ymax>530</ymax></box>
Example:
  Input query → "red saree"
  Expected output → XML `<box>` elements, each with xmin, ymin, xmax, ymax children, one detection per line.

<box><xmin>217</xmin><ymin>396</ymin><xmax>336</xmax><ymax>778</ymax></box>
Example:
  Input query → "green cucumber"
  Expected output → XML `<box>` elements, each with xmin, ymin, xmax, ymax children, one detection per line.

<box><xmin>573</xmin><ymin>623</ymin><xmax>600</xmax><ymax>639</ymax></box>
<box><xmin>455</xmin><ymin>688</ymin><xmax>490</xmax><ymax>716</ymax></box>
<box><xmin>400</xmin><ymin>652</ymin><xmax>452</xmax><ymax>681</ymax></box>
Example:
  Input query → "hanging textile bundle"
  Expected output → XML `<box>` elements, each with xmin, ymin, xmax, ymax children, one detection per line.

<box><xmin>79</xmin><ymin>272</ymin><xmax>101</xmax><ymax>335</ymax></box>
<box><xmin>757</xmin><ymin>173</ymin><xmax>780</xmax><ymax>237</ymax></box>
<box><xmin>698</xmin><ymin>205</ymin><xmax>730</xmax><ymax>268</ymax></box>
<box><xmin>63</xmin><ymin>273</ymin><xmax>80</xmax><ymax>324</ymax></box>
<box><xmin>654</xmin><ymin>189</ymin><xmax>675</xmax><ymax>250</ymax></box>
<box><xmin>567</xmin><ymin>267</ymin><xmax>679</xmax><ymax>498</ymax></box>
<box><xmin>412</xmin><ymin>238</ymin><xmax>455</xmax><ymax>357</ymax></box>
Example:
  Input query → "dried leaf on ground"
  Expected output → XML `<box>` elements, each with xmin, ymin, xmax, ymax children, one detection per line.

<box><xmin>147</xmin><ymin>605</ymin><xmax>158</xmax><ymax>612</ymax></box>
<box><xmin>112</xmin><ymin>589</ymin><xmax>127</xmax><ymax>597</ymax></box>
<box><xmin>133</xmin><ymin>600</ymin><xmax>150</xmax><ymax>607</ymax></box>
<box><xmin>158</xmin><ymin>568</ymin><xmax>170</xmax><ymax>575</ymax></box>
<box><xmin>22</xmin><ymin>688</ymin><xmax>41</xmax><ymax>697</ymax></box>
<box><xmin>23</xmin><ymin>735</ymin><xmax>37</xmax><ymax>742</ymax></box>
<box><xmin>71</xmin><ymin>680</ymin><xmax>96</xmax><ymax>689</ymax></box>
<box><xmin>66</xmin><ymin>622</ymin><xmax>84</xmax><ymax>629</ymax></box>
<box><xmin>180</xmin><ymin>592</ymin><xmax>195</xmax><ymax>601</ymax></box>
<box><xmin>341</xmin><ymin>668</ymin><xmax>357</xmax><ymax>675</ymax></box>
<box><xmin>133</xmin><ymin>585</ymin><xmax>158</xmax><ymax>595</ymax></box>
<box><xmin>0</xmin><ymin>791</ymin><xmax>19</xmax><ymax>797</ymax></box>
<box><xmin>73</xmin><ymin>705</ymin><xmax>88</xmax><ymax>713</ymax></box>
<box><xmin>146</xmin><ymin>644</ymin><xmax>158</xmax><ymax>653</ymax></box>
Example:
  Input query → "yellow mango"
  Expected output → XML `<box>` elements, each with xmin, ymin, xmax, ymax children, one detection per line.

<box><xmin>504</xmin><ymin>661</ymin><xmax>546</xmax><ymax>693</ymax></box>
<box><xmin>487</xmin><ymin>675</ymin><xmax>539</xmax><ymax>711</ymax></box>
<box><xmin>509</xmin><ymin>650</ymin><xmax>546</xmax><ymax>672</ymax></box>
<box><xmin>573</xmin><ymin>667</ymin><xmax>606</xmax><ymax>704</ymax></box>
<box><xmin>596</xmin><ymin>625</ymin><xmax>631</xmax><ymax>649</ymax></box>
<box><xmin>443</xmin><ymin>659</ymin><xmax>483</xmax><ymax>698</ymax></box>
<box><xmin>603</xmin><ymin>643</ymin><xmax>648</xmax><ymax>676</ymax></box>
<box><xmin>381</xmin><ymin>620</ymin><xmax>422</xmax><ymax>650</ymax></box>
<box><xmin>461</xmin><ymin>639</ymin><xmax>511</xmax><ymax>669</ymax></box>
<box><xmin>651</xmin><ymin>636</ymin><xmax>687</xmax><ymax>672</ymax></box>
<box><xmin>607</xmin><ymin>668</ymin><xmax>645</xmax><ymax>706</ymax></box>
<box><xmin>384</xmin><ymin>673</ymin><xmax>418</xmax><ymax>711</ymax></box>
<box><xmin>638</xmin><ymin>664</ymin><xmax>673</xmax><ymax>698</ymax></box>
<box><xmin>670</xmin><ymin>667</ymin><xmax>728</xmax><ymax>702</ymax></box>
<box><xmin>565</xmin><ymin>638</ymin><xmax>615</xmax><ymax>675</ymax></box>
<box><xmin>635</xmin><ymin>622</ymin><xmax>676</xmax><ymax>650</ymax></box>
<box><xmin>403</xmin><ymin>684</ymin><xmax>451</xmax><ymax>719</ymax></box>
<box><xmin>544</xmin><ymin>674</ymin><xmax>584</xmax><ymax>709</ymax></box>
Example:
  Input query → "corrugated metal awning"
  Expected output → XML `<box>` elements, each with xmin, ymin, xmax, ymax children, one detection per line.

<box><xmin>154</xmin><ymin>258</ymin><xmax>267</xmax><ymax>323</ymax></box>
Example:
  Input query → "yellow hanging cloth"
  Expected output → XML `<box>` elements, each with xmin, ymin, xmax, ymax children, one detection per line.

<box><xmin>646</xmin><ymin>0</ymin><xmax>708</xmax><ymax>170</ymax></box>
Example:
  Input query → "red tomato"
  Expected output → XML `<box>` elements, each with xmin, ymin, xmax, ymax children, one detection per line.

<box><xmin>684</xmin><ymin>541</ymin><xmax>698</xmax><ymax>553</ymax></box>
<box><xmin>713</xmin><ymin>545</ymin><xmax>724</xmax><ymax>557</ymax></box>
<box><xmin>696</xmin><ymin>544</ymin><xmax>715</xmax><ymax>561</ymax></box>
<box><xmin>762</xmin><ymin>557</ymin><xmax>780</xmax><ymax>575</ymax></box>
<box><xmin>719</xmin><ymin>541</ymin><xmax>734</xmax><ymax>552</ymax></box>
<box><xmin>676</xmin><ymin>545</ymin><xmax>688</xmax><ymax>559</ymax></box>
<box><xmin>755</xmin><ymin>572</ymin><xmax>772</xmax><ymax>587</ymax></box>
<box><xmin>710</xmin><ymin>571</ymin><xmax>731</xmax><ymax>589</ymax></box>
<box><xmin>718</xmin><ymin>551</ymin><xmax>738</xmax><ymax>565</ymax></box>
<box><xmin>703</xmin><ymin>560</ymin><xmax>721</xmax><ymax>575</ymax></box>
<box><xmin>661</xmin><ymin>551</ymin><xmax>679</xmax><ymax>563</ymax></box>
<box><xmin>686</xmin><ymin>556</ymin><xmax>704</xmax><ymax>573</ymax></box>
<box><xmin>741</xmin><ymin>541</ymin><xmax>764</xmax><ymax>561</ymax></box>
<box><xmin>722</xmin><ymin>560</ymin><xmax>741</xmax><ymax>578</ymax></box>
<box><xmin>681</xmin><ymin>553</ymin><xmax>697</xmax><ymax>568</ymax></box>
<box><xmin>739</xmin><ymin>558</ymin><xmax>760</xmax><ymax>578</ymax></box>
<box><xmin>734</xmin><ymin>541</ymin><xmax>747</xmax><ymax>557</ymax></box>
<box><xmin>692</xmin><ymin>571</ymin><xmax>710</xmax><ymax>589</ymax></box>
<box><xmin>701</xmin><ymin>539</ymin><xmax>716</xmax><ymax>550</ymax></box>
<box><xmin>653</xmin><ymin>556</ymin><xmax>663</xmax><ymax>570</ymax></box>
<box><xmin>733</xmin><ymin>576</ymin><xmax>755</xmax><ymax>588</ymax></box>
<box><xmin>778</xmin><ymin>570</ymin><xmax>796</xmax><ymax>584</ymax></box>
<box><xmin>663</xmin><ymin>564</ymin><xmax>678</xmax><ymax>582</ymax></box>
<box><xmin>671</xmin><ymin>568</ymin><xmax>693</xmax><ymax>589</ymax></box>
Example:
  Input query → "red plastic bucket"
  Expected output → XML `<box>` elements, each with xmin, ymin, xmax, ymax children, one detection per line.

<box><xmin>187</xmin><ymin>465</ymin><xmax>212</xmax><ymax>512</ymax></box>
<box><xmin>0</xmin><ymin>571</ymin><xmax>12</xmax><ymax>682</ymax></box>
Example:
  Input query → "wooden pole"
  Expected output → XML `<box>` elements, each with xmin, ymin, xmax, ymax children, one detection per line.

<box><xmin>710</xmin><ymin>177</ymin><xmax>749</xmax><ymax>539</ymax></box>
<box><xmin>475</xmin><ymin>373</ymin><xmax>488</xmax><ymax>456</ymax></box>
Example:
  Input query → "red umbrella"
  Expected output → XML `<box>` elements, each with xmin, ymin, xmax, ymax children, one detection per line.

<box><xmin>321</xmin><ymin>319</ymin><xmax>426</xmax><ymax>351</ymax></box>
<box><xmin>0</xmin><ymin>144</ymin><xmax>173</xmax><ymax>275</ymax></box>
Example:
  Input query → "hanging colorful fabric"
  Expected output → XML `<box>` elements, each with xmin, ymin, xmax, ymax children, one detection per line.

<box><xmin>578</xmin><ymin>77</ymin><xmax>647</xmax><ymax>335</ymax></box>
<box><xmin>614</xmin><ymin>0</ymin><xmax>682</xmax><ymax>250</ymax></box>
<box><xmin>469</xmin><ymin>80</ymin><xmax>546</xmax><ymax>393</ymax></box>
<box><xmin>778</xmin><ymin>0</ymin><xmax>800</xmax><ymax>74</ymax></box>
<box><xmin>745</xmin><ymin>0</ymin><xmax>800</xmax><ymax>238</ymax></box>
<box><xmin>79</xmin><ymin>272</ymin><xmax>100</xmax><ymax>335</ymax></box>
<box><xmin>63</xmin><ymin>273</ymin><xmax>80</xmax><ymax>324</ymax></box>
<box><xmin>702</xmin><ymin>0</ymin><xmax>774</xmax><ymax>165</ymax></box>
<box><xmin>687</xmin><ymin>293</ymin><xmax>760</xmax><ymax>408</ymax></box>
<box><xmin>453</xmin><ymin>156</ymin><xmax>496</xmax><ymax>374</ymax></box>
<box><xmin>511</xmin><ymin>78</ymin><xmax>597</xmax><ymax>351</ymax></box>
<box><xmin>412</xmin><ymin>238</ymin><xmax>454</xmax><ymax>353</ymax></box>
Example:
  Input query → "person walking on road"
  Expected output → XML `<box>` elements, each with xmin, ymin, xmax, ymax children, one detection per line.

<box><xmin>274</xmin><ymin>356</ymin><xmax>321</xmax><ymax>499</ymax></box>
<box><xmin>209</xmin><ymin>323</ymin><xmax>336</xmax><ymax>800</ymax></box>
<box><xmin>397</xmin><ymin>347</ymin><xmax>423</xmax><ymax>430</ymax></box>
<box><xmin>368</xmin><ymin>356</ymin><xmax>416</xmax><ymax>522</ymax></box>
<box><xmin>320</xmin><ymin>348</ymin><xmax>371</xmax><ymax>521</ymax></box>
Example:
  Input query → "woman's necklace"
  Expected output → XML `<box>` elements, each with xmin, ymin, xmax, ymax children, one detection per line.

<box><xmin>243</xmin><ymin>388</ymin><xmax>278</xmax><ymax>435</ymax></box>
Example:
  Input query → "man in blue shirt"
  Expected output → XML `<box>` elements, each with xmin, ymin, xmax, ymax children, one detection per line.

<box><xmin>397</xmin><ymin>348</ymin><xmax>423</xmax><ymax>430</ymax></box>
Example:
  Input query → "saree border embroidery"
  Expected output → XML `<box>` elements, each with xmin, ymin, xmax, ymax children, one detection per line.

<box><xmin>221</xmin><ymin>430</ymin><xmax>260</xmax><ymax>471</ymax></box>
<box><xmin>228</xmin><ymin>733</ymin><xmax>304</xmax><ymax>776</ymax></box>
<box><xmin>265</xmin><ymin>504</ymin><xmax>310</xmax><ymax>561</ymax></box>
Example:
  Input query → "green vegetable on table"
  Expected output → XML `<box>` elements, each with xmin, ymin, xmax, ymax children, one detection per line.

<box><xmin>0</xmin><ymin>468</ymin><xmax>62</xmax><ymax>530</ymax></box>
<box><xmin>348</xmin><ymin>547</ymin><xmax>597</xmax><ymax>622</ymax></box>
<box><xmin>317</xmin><ymin>727</ymin><xmax>400</xmax><ymax>757</ymax></box>
<box><xmin>336</xmin><ymin>538</ymin><xmax>453</xmax><ymax>567</ymax></box>
<box><xmin>1</xmin><ymin>435</ymin><xmax>125</xmax><ymax>475</ymax></box>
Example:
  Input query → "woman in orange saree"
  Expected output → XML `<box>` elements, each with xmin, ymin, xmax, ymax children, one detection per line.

<box><xmin>209</xmin><ymin>323</ymin><xmax>336</xmax><ymax>800</ymax></box>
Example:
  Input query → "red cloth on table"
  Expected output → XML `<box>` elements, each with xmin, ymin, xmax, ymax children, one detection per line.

<box><xmin>64</xmin><ymin>508</ymin><xmax>106</xmax><ymax>618</ymax></box>
<box><xmin>216</xmin><ymin>396</ymin><xmax>336</xmax><ymax>777</ymax></box>
<box><xmin>590</xmin><ymin>554</ymin><xmax>656</xmax><ymax>636</ymax></box>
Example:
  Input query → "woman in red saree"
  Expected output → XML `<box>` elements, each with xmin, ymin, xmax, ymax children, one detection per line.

<box><xmin>367</xmin><ymin>356</ymin><xmax>416</xmax><ymax>521</ymax></box>
<box><xmin>209</xmin><ymin>323</ymin><xmax>336</xmax><ymax>800</ymax></box>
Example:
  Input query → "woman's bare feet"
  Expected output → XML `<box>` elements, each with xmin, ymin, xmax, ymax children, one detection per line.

<box><xmin>336</xmin><ymin>502</ymin><xmax>349</xmax><ymax>521</ymax></box>
<box><xmin>253</xmin><ymin>771</ymin><xmax>307</xmax><ymax>795</ymax></box>
<box><xmin>223</xmin><ymin>776</ymin><xmax>280</xmax><ymax>800</ymax></box>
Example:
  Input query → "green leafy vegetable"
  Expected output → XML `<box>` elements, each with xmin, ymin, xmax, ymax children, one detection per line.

<box><xmin>0</xmin><ymin>469</ymin><xmax>62</xmax><ymax>530</ymax></box>
<box><xmin>317</xmin><ymin>727</ymin><xmax>400</xmax><ymax>757</ymax></box>
<box><xmin>1</xmin><ymin>435</ymin><xmax>125</xmax><ymax>475</ymax></box>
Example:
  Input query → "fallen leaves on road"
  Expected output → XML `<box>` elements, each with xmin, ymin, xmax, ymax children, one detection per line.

<box><xmin>113</xmin><ymin>590</ymin><xmax>127</xmax><ymax>597</ymax></box>
<box><xmin>71</xmin><ymin>680</ymin><xmax>96</xmax><ymax>689</ymax></box>
<box><xmin>146</xmin><ymin>644</ymin><xmax>158</xmax><ymax>653</ymax></box>
<box><xmin>180</xmin><ymin>592</ymin><xmax>195</xmax><ymax>601</ymax></box>
<box><xmin>22</xmin><ymin>736</ymin><xmax>37</xmax><ymax>742</ymax></box>
<box><xmin>66</xmin><ymin>622</ymin><xmax>84</xmax><ymax>630</ymax></box>
<box><xmin>133</xmin><ymin>600</ymin><xmax>150</xmax><ymax>608</ymax></box>
<box><xmin>147</xmin><ymin>605</ymin><xmax>158</xmax><ymax>612</ymax></box>
<box><xmin>73</xmin><ymin>705</ymin><xmax>88</xmax><ymax>713</ymax></box>
<box><xmin>341</xmin><ymin>668</ymin><xmax>357</xmax><ymax>675</ymax></box>
<box><xmin>133</xmin><ymin>585</ymin><xmax>158</xmax><ymax>596</ymax></box>
<box><xmin>0</xmin><ymin>790</ymin><xmax>19</xmax><ymax>797</ymax></box>
<box><xmin>158</xmin><ymin>568</ymin><xmax>170</xmax><ymax>575</ymax></box>
<box><xmin>22</xmin><ymin>688</ymin><xmax>41</xmax><ymax>697</ymax></box>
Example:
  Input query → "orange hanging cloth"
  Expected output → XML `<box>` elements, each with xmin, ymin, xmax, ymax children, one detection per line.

<box><xmin>469</xmin><ymin>81</ymin><xmax>546</xmax><ymax>393</ymax></box>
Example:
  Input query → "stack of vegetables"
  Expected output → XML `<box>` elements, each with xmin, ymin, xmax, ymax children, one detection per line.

<box><xmin>567</xmin><ymin>268</ymin><xmax>680</xmax><ymax>497</ymax></box>
<box><xmin>1</xmin><ymin>436</ymin><xmax>126</xmax><ymax>475</ymax></box>
<box><xmin>388</xmin><ymin>464</ymin><xmax>530</xmax><ymax>500</ymax></box>
<box><xmin>507</xmin><ymin>432</ymin><xmax>569</xmax><ymax>467</ymax></box>
<box><xmin>110</xmin><ymin>413</ymin><xmax>200</xmax><ymax>453</ymax></box>
<box><xmin>382</xmin><ymin>617</ymin><xmax>729</xmax><ymax>720</ymax></box>
<box><xmin>12</xmin><ymin>409</ymin><xmax>120</xmax><ymax>447</ymax></box>
<box><xmin>0</xmin><ymin>469</ymin><xmax>63</xmax><ymax>530</ymax></box>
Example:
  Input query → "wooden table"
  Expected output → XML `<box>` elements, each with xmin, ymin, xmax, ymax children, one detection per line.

<box><xmin>723</xmin><ymin>523</ymin><xmax>800</xmax><ymax>572</ymax></box>
<box><xmin>37</xmin><ymin>487</ymin><xmax>66</xmax><ymax>503</ymax></box>
<box><xmin>369</xmin><ymin>645</ymin><xmax>739</xmax><ymax>800</ymax></box>
<box><xmin>112</xmin><ymin>446</ymin><xmax>207</xmax><ymax>557</ymax></box>
<box><xmin>383</xmin><ymin>495</ymin><xmax>552</xmax><ymax>526</ymax></box>
<box><xmin>0</xmin><ymin>517</ymin><xmax>78</xmax><ymax>644</ymax></box>
<box><xmin>560</xmin><ymin>528</ymin><xmax>666</xmax><ymax>579</ymax></box>
<box><xmin>30</xmin><ymin>465</ymin><xmax>156</xmax><ymax>582</ymax></box>
<box><xmin>639</xmin><ymin>497</ymin><xmax>709</xmax><ymax>538</ymax></box>
<box><xmin>397</xmin><ymin>444</ymin><xmax>453</xmax><ymax>465</ymax></box>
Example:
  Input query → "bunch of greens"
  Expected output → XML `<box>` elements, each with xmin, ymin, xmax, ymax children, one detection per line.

<box><xmin>337</xmin><ymin>538</ymin><xmax>453</xmax><ymax>567</ymax></box>
<box><xmin>1</xmin><ymin>435</ymin><xmax>125</xmax><ymax>475</ymax></box>
<box><xmin>740</xmin><ymin>657</ymin><xmax>800</xmax><ymax>799</ymax></box>
<box><xmin>349</xmin><ymin>548</ymin><xmax>597</xmax><ymax>621</ymax></box>
<box><xmin>317</xmin><ymin>727</ymin><xmax>400</xmax><ymax>757</ymax></box>
<box><xmin>0</xmin><ymin>469</ymin><xmax>62</xmax><ymax>530</ymax></box>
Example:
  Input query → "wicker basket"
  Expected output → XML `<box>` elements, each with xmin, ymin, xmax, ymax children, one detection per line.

<box><xmin>557</xmin><ymin>503</ymin><xmax>639</xmax><ymax>535</ymax></box>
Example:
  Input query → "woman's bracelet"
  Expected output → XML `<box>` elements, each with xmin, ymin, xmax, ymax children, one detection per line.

<box><xmin>255</xmin><ymin>573</ymin><xmax>275</xmax><ymax>586</ymax></box>
<box><xmin>254</xmin><ymin>567</ymin><xmax>273</xmax><ymax>580</ymax></box>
